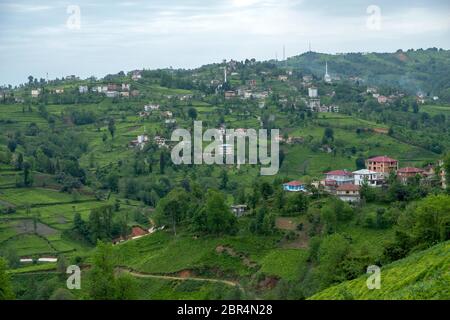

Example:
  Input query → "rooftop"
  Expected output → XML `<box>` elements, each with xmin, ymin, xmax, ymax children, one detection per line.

<box><xmin>353</xmin><ymin>169</ymin><xmax>378</xmax><ymax>174</ymax></box>
<box><xmin>397</xmin><ymin>167</ymin><xmax>424</xmax><ymax>174</ymax></box>
<box><xmin>367</xmin><ymin>156</ymin><xmax>398</xmax><ymax>163</ymax></box>
<box><xmin>325</xmin><ymin>170</ymin><xmax>352</xmax><ymax>176</ymax></box>
<box><xmin>336</xmin><ymin>184</ymin><xmax>360</xmax><ymax>192</ymax></box>
<box><xmin>284</xmin><ymin>180</ymin><xmax>305</xmax><ymax>186</ymax></box>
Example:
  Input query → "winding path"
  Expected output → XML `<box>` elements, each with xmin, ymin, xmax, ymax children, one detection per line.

<box><xmin>116</xmin><ymin>267</ymin><xmax>242</xmax><ymax>289</ymax></box>
<box><xmin>12</xmin><ymin>266</ymin><xmax>244</xmax><ymax>292</ymax></box>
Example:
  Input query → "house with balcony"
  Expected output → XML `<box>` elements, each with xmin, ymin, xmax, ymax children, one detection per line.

<box><xmin>353</xmin><ymin>169</ymin><xmax>384</xmax><ymax>187</ymax></box>
<box><xmin>397</xmin><ymin>167</ymin><xmax>425</xmax><ymax>184</ymax></box>
<box><xmin>324</xmin><ymin>170</ymin><xmax>354</xmax><ymax>185</ymax></box>
<box><xmin>336</xmin><ymin>184</ymin><xmax>360</xmax><ymax>203</ymax></box>
<box><xmin>366</xmin><ymin>156</ymin><xmax>398</xmax><ymax>176</ymax></box>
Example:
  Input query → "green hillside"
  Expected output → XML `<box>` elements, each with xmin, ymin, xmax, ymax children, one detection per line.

<box><xmin>0</xmin><ymin>48</ymin><xmax>449</xmax><ymax>300</ymax></box>
<box><xmin>310</xmin><ymin>241</ymin><xmax>450</xmax><ymax>300</ymax></box>
<box><xmin>285</xmin><ymin>48</ymin><xmax>450</xmax><ymax>100</ymax></box>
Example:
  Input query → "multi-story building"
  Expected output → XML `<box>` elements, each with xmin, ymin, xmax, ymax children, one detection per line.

<box><xmin>353</xmin><ymin>169</ymin><xmax>384</xmax><ymax>187</ymax></box>
<box><xmin>366</xmin><ymin>156</ymin><xmax>398</xmax><ymax>176</ymax></box>
<box><xmin>336</xmin><ymin>184</ymin><xmax>360</xmax><ymax>203</ymax></box>
<box><xmin>324</xmin><ymin>170</ymin><xmax>354</xmax><ymax>186</ymax></box>
<box><xmin>397</xmin><ymin>167</ymin><xmax>425</xmax><ymax>183</ymax></box>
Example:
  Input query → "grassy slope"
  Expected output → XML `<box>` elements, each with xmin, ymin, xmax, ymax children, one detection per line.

<box><xmin>310</xmin><ymin>241</ymin><xmax>450</xmax><ymax>300</ymax></box>
<box><xmin>10</xmin><ymin>270</ymin><xmax>239</xmax><ymax>300</ymax></box>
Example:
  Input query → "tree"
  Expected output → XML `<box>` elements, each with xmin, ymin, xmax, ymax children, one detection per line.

<box><xmin>323</xmin><ymin>127</ymin><xmax>334</xmax><ymax>142</ymax></box>
<box><xmin>159</xmin><ymin>150</ymin><xmax>168</xmax><ymax>174</ymax></box>
<box><xmin>49</xmin><ymin>288</ymin><xmax>75</xmax><ymax>300</ymax></box>
<box><xmin>219</xmin><ymin>169</ymin><xmax>228</xmax><ymax>190</ymax></box>
<box><xmin>411</xmin><ymin>195</ymin><xmax>450</xmax><ymax>246</ymax></box>
<box><xmin>196</xmin><ymin>190</ymin><xmax>237</xmax><ymax>235</ymax></box>
<box><xmin>88</xmin><ymin>241</ymin><xmax>117</xmax><ymax>300</ymax></box>
<box><xmin>187</xmin><ymin>107</ymin><xmax>198</xmax><ymax>120</ymax></box>
<box><xmin>0</xmin><ymin>258</ymin><xmax>15</xmax><ymax>300</ymax></box>
<box><xmin>15</xmin><ymin>153</ymin><xmax>23</xmax><ymax>171</ymax></box>
<box><xmin>444</xmin><ymin>153</ymin><xmax>450</xmax><ymax>192</ymax></box>
<box><xmin>355</xmin><ymin>157</ymin><xmax>365</xmax><ymax>170</ymax></box>
<box><xmin>22</xmin><ymin>161</ymin><xmax>32</xmax><ymax>187</ymax></box>
<box><xmin>250</xmin><ymin>206</ymin><xmax>275</xmax><ymax>235</ymax></box>
<box><xmin>114</xmin><ymin>274</ymin><xmax>137</xmax><ymax>300</ymax></box>
<box><xmin>412</xmin><ymin>100</ymin><xmax>419</xmax><ymax>113</ymax></box>
<box><xmin>2</xmin><ymin>248</ymin><xmax>19</xmax><ymax>269</ymax></box>
<box><xmin>317</xmin><ymin>234</ymin><xmax>350</xmax><ymax>288</ymax></box>
<box><xmin>155</xmin><ymin>188</ymin><xmax>190</xmax><ymax>235</ymax></box>
<box><xmin>7</xmin><ymin>140</ymin><xmax>17</xmax><ymax>153</ymax></box>
<box><xmin>108</xmin><ymin>118</ymin><xmax>116</xmax><ymax>138</ymax></box>
<box><xmin>274</xmin><ymin>188</ymin><xmax>285</xmax><ymax>210</ymax></box>
<box><xmin>88</xmin><ymin>241</ymin><xmax>137</xmax><ymax>300</ymax></box>
<box><xmin>56</xmin><ymin>255</ymin><xmax>67</xmax><ymax>277</ymax></box>
<box><xmin>259</xmin><ymin>182</ymin><xmax>274</xmax><ymax>200</ymax></box>
<box><xmin>285</xmin><ymin>192</ymin><xmax>308</xmax><ymax>215</ymax></box>
<box><xmin>88</xmin><ymin>206</ymin><xmax>114</xmax><ymax>243</ymax></box>
<box><xmin>321</xmin><ymin>205</ymin><xmax>337</xmax><ymax>234</ymax></box>
<box><xmin>383</xmin><ymin>194</ymin><xmax>450</xmax><ymax>262</ymax></box>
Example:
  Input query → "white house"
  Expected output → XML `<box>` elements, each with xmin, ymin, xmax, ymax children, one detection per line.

<box><xmin>154</xmin><ymin>136</ymin><xmax>167</xmax><ymax>147</ymax></box>
<box><xmin>144</xmin><ymin>104</ymin><xmax>160</xmax><ymax>112</ymax></box>
<box><xmin>353</xmin><ymin>169</ymin><xmax>384</xmax><ymax>187</ymax></box>
<box><xmin>253</xmin><ymin>91</ymin><xmax>269</xmax><ymax>99</ymax></box>
<box><xmin>325</xmin><ymin>170</ymin><xmax>354</xmax><ymax>186</ymax></box>
<box><xmin>130</xmin><ymin>134</ymin><xmax>149</xmax><ymax>150</ymax></box>
<box><xmin>162</xmin><ymin>111</ymin><xmax>173</xmax><ymax>118</ymax></box>
<box><xmin>243</xmin><ymin>90</ymin><xmax>253</xmax><ymax>99</ymax></box>
<box><xmin>308</xmin><ymin>87</ymin><xmax>318</xmax><ymax>98</ymax></box>
<box><xmin>131</xmin><ymin>72</ymin><xmax>142</xmax><ymax>81</ymax></box>
<box><xmin>38</xmin><ymin>257</ymin><xmax>58</xmax><ymax>263</ymax></box>
<box><xmin>79</xmin><ymin>85</ymin><xmax>88</xmax><ymax>94</ymax></box>
<box><xmin>231</xmin><ymin>205</ymin><xmax>248</xmax><ymax>217</ymax></box>
<box><xmin>31</xmin><ymin>89</ymin><xmax>40</xmax><ymax>98</ymax></box>
<box><xmin>106</xmin><ymin>91</ymin><xmax>119</xmax><ymax>98</ymax></box>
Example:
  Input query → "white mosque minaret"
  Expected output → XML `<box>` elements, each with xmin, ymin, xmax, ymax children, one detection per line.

<box><xmin>324</xmin><ymin>61</ymin><xmax>332</xmax><ymax>83</ymax></box>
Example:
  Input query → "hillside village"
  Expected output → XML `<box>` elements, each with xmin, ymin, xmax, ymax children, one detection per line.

<box><xmin>284</xmin><ymin>155</ymin><xmax>447</xmax><ymax>203</ymax></box>
<box><xmin>0</xmin><ymin>49</ymin><xmax>449</xmax><ymax>300</ymax></box>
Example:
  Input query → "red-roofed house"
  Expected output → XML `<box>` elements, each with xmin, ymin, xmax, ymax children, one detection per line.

<box><xmin>130</xmin><ymin>226</ymin><xmax>148</xmax><ymax>239</ymax></box>
<box><xmin>324</xmin><ymin>170</ymin><xmax>354</xmax><ymax>186</ymax></box>
<box><xmin>377</xmin><ymin>95</ymin><xmax>388</xmax><ymax>104</ymax></box>
<box><xmin>283</xmin><ymin>180</ymin><xmax>307</xmax><ymax>192</ymax></box>
<box><xmin>366</xmin><ymin>156</ymin><xmax>398</xmax><ymax>176</ymax></box>
<box><xmin>336</xmin><ymin>184</ymin><xmax>360</xmax><ymax>202</ymax></box>
<box><xmin>397</xmin><ymin>167</ymin><xmax>425</xmax><ymax>183</ymax></box>
<box><xmin>113</xmin><ymin>226</ymin><xmax>149</xmax><ymax>244</ymax></box>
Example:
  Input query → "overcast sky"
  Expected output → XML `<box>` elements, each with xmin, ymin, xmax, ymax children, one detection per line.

<box><xmin>1</xmin><ymin>0</ymin><xmax>449</xmax><ymax>86</ymax></box>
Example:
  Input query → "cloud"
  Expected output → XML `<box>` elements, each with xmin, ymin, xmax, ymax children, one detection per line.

<box><xmin>0</xmin><ymin>0</ymin><xmax>449</xmax><ymax>85</ymax></box>
<box><xmin>0</xmin><ymin>2</ymin><xmax>55</xmax><ymax>12</ymax></box>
